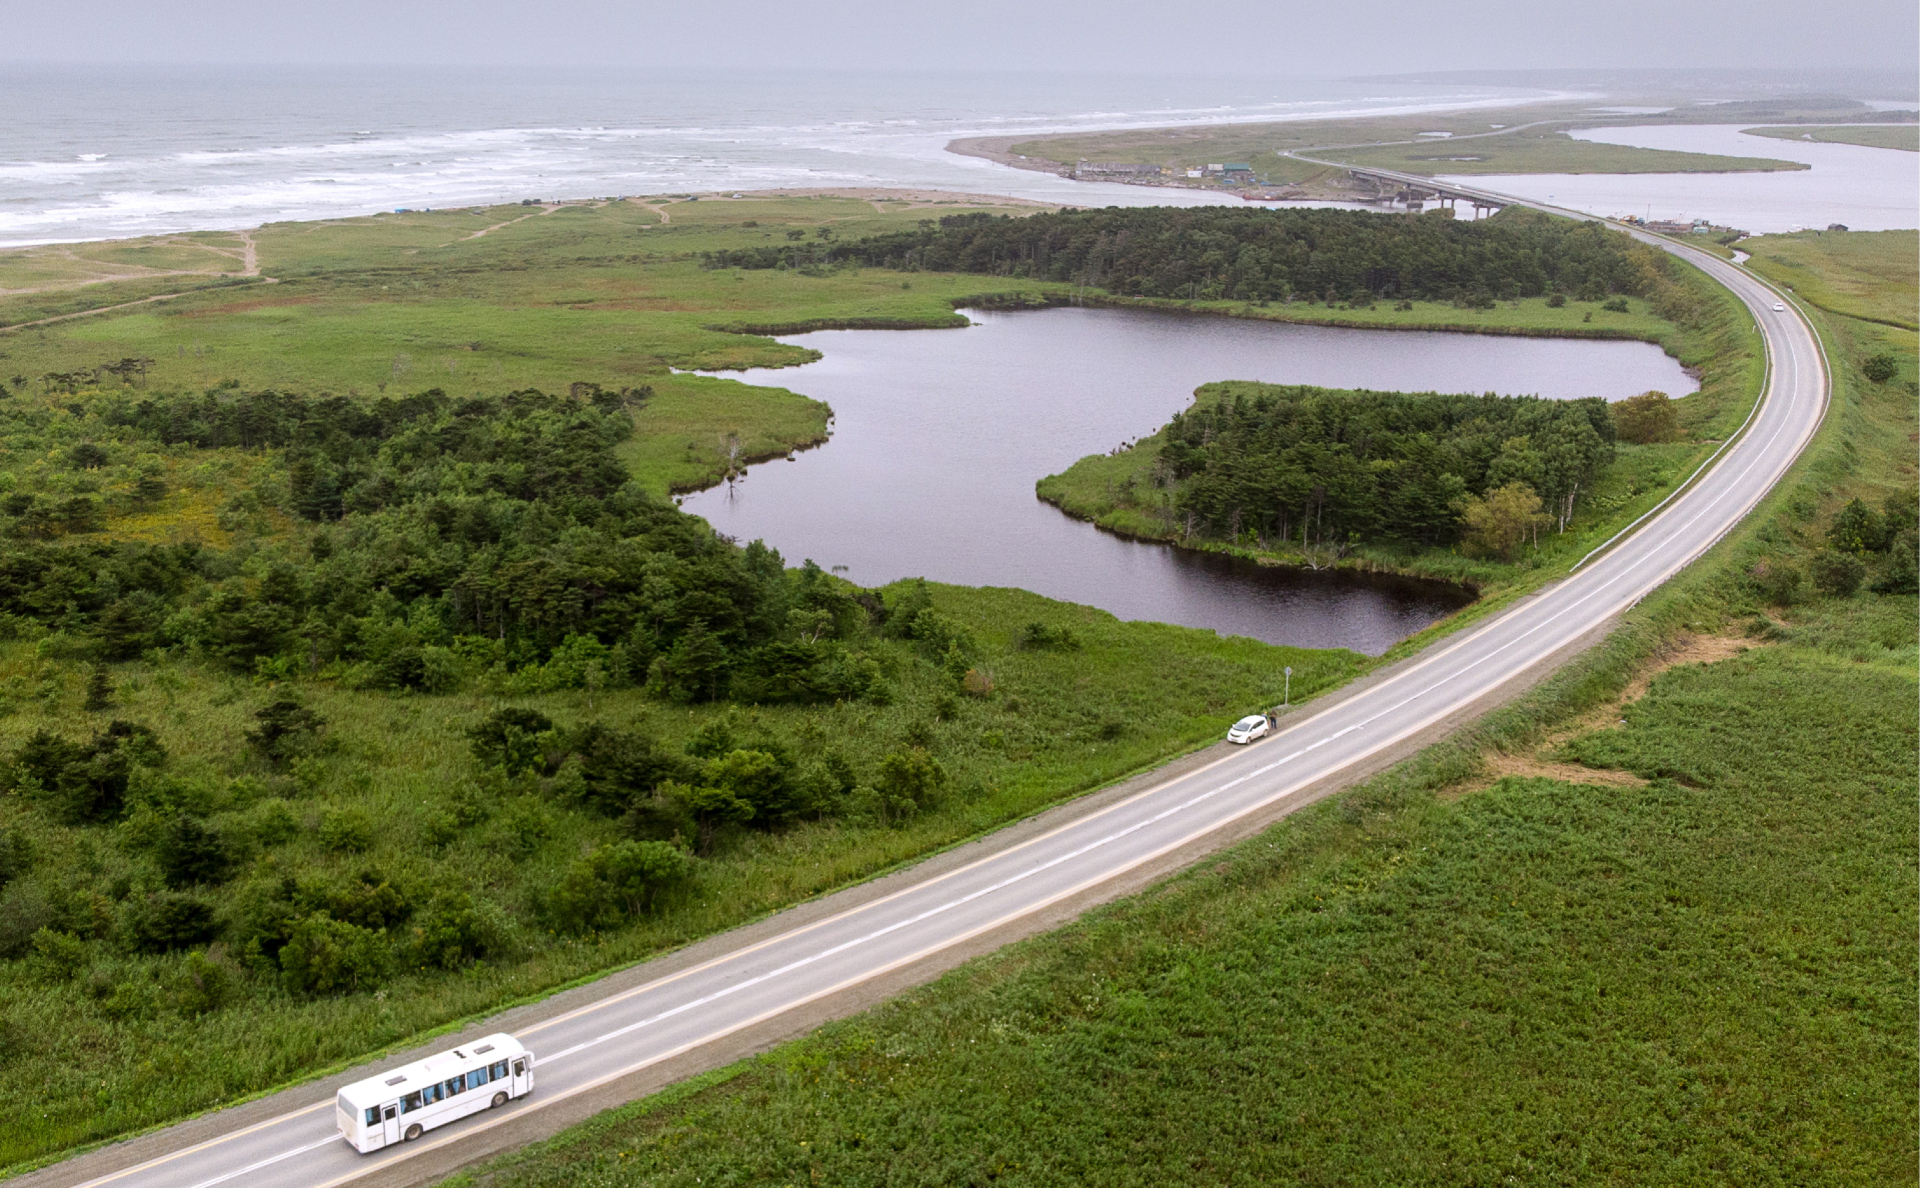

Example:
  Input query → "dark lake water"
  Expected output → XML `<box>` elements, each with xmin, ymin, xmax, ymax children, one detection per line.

<box><xmin>682</xmin><ymin>307</ymin><xmax>1698</xmax><ymax>654</ymax></box>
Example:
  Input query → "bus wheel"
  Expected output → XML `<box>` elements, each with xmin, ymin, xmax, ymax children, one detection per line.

<box><xmin>491</xmin><ymin>1092</ymin><xmax>508</xmax><ymax>1109</ymax></box>
<box><xmin>404</xmin><ymin>1123</ymin><xmax>423</xmax><ymax>1142</ymax></box>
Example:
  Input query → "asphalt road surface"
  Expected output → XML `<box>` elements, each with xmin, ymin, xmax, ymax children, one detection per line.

<box><xmin>39</xmin><ymin>200</ymin><xmax>1826</xmax><ymax>1188</ymax></box>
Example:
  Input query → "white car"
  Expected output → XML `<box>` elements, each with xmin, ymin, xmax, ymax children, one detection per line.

<box><xmin>1772</xmin><ymin>302</ymin><xmax>1787</xmax><ymax>311</ymax></box>
<box><xmin>1226</xmin><ymin>714</ymin><xmax>1271</xmax><ymax>745</ymax></box>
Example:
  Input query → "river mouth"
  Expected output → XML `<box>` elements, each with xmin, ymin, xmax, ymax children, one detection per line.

<box><xmin>683</xmin><ymin>305</ymin><xmax>1697</xmax><ymax>655</ymax></box>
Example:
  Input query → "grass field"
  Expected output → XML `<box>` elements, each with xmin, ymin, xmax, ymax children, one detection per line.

<box><xmin>1739</xmin><ymin>230</ymin><xmax>1920</xmax><ymax>331</ymax></box>
<box><xmin>441</xmin><ymin>238</ymin><xmax>1919</xmax><ymax>1188</ymax></box>
<box><xmin>1743</xmin><ymin>124</ymin><xmax>1919</xmax><ymax>152</ymax></box>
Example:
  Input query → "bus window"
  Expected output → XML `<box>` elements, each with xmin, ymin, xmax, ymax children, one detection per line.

<box><xmin>491</xmin><ymin>1060</ymin><xmax>509</xmax><ymax>1081</ymax></box>
<box><xmin>402</xmin><ymin>1091</ymin><xmax>422</xmax><ymax>1113</ymax></box>
<box><xmin>470</xmin><ymin>1065</ymin><xmax>490</xmax><ymax>1087</ymax></box>
<box><xmin>364</xmin><ymin>1107</ymin><xmax>380</xmax><ymax>1127</ymax></box>
<box><xmin>447</xmin><ymin>1073</ymin><xmax>467</xmax><ymax>1095</ymax></box>
<box><xmin>423</xmin><ymin>1084</ymin><xmax>443</xmax><ymax>1105</ymax></box>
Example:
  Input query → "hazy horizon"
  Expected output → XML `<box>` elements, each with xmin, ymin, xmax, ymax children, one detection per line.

<box><xmin>7</xmin><ymin>0</ymin><xmax>1917</xmax><ymax>74</ymax></box>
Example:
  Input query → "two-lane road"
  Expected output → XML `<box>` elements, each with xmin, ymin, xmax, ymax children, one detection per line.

<box><xmin>34</xmin><ymin>204</ymin><xmax>1827</xmax><ymax>1188</ymax></box>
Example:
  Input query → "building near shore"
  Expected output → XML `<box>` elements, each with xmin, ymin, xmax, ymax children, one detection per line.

<box><xmin>1073</xmin><ymin>161</ymin><xmax>1165</xmax><ymax>180</ymax></box>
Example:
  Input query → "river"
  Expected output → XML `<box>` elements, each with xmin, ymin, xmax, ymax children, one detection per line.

<box><xmin>682</xmin><ymin>307</ymin><xmax>1699</xmax><ymax>654</ymax></box>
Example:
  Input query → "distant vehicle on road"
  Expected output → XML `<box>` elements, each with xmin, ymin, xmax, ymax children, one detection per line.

<box><xmin>338</xmin><ymin>1034</ymin><xmax>533</xmax><ymax>1152</ymax></box>
<box><xmin>1772</xmin><ymin>302</ymin><xmax>1787</xmax><ymax>311</ymax></box>
<box><xmin>1226</xmin><ymin>714</ymin><xmax>1271</xmax><ymax>745</ymax></box>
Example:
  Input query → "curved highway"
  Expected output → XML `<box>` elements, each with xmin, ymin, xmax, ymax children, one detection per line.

<box><xmin>31</xmin><ymin>197</ymin><xmax>1827</xmax><ymax>1188</ymax></box>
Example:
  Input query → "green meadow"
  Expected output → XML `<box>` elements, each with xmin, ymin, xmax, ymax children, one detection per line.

<box><xmin>0</xmin><ymin>196</ymin><xmax>1847</xmax><ymax>1176</ymax></box>
<box><xmin>1743</xmin><ymin>124</ymin><xmax>1919</xmax><ymax>152</ymax></box>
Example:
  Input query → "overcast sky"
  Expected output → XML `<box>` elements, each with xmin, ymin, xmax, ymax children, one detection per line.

<box><xmin>6</xmin><ymin>0</ymin><xmax>1916</xmax><ymax>74</ymax></box>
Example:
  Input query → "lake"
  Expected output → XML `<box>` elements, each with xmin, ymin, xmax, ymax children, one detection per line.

<box><xmin>682</xmin><ymin>307</ymin><xmax>1699</xmax><ymax>654</ymax></box>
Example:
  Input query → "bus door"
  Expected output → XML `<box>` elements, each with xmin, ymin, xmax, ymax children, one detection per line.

<box><xmin>511</xmin><ymin>1057</ymin><xmax>530</xmax><ymax>1097</ymax></box>
<box><xmin>380</xmin><ymin>1103</ymin><xmax>400</xmax><ymax>1148</ymax></box>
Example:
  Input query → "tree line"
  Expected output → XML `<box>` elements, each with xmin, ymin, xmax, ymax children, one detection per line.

<box><xmin>703</xmin><ymin>206</ymin><xmax>1656</xmax><ymax>306</ymax></box>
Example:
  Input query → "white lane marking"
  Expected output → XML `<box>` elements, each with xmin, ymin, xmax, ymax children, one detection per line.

<box><xmin>70</xmin><ymin>1102</ymin><xmax>336</xmax><ymax>1188</ymax></box>
<box><xmin>183</xmin><ymin>1135</ymin><xmax>337</xmax><ymax>1188</ymax></box>
<box><xmin>60</xmin><ymin>223</ymin><xmax>1828</xmax><ymax>1188</ymax></box>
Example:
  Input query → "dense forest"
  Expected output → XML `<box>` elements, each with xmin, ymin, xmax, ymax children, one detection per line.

<box><xmin>0</xmin><ymin>382</ymin><xmax>1024</xmax><ymax>995</ymax></box>
<box><xmin>1142</xmin><ymin>384</ymin><xmax>1616</xmax><ymax>551</ymax></box>
<box><xmin>3</xmin><ymin>386</ymin><xmax>902</xmax><ymax>704</ymax></box>
<box><xmin>704</xmin><ymin>206</ymin><xmax>1656</xmax><ymax>306</ymax></box>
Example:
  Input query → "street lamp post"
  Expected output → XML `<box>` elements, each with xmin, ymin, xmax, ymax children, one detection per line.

<box><xmin>1283</xmin><ymin>665</ymin><xmax>1292</xmax><ymax>708</ymax></box>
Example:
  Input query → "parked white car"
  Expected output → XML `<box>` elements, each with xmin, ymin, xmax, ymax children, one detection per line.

<box><xmin>1226</xmin><ymin>714</ymin><xmax>1271</xmax><ymax>745</ymax></box>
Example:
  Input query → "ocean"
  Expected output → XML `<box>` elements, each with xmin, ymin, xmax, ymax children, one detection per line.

<box><xmin>3</xmin><ymin>66</ymin><xmax>1910</xmax><ymax>247</ymax></box>
<box><xmin>0</xmin><ymin>66</ymin><xmax>1544</xmax><ymax>246</ymax></box>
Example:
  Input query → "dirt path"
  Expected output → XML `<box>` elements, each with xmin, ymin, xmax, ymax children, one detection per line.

<box><xmin>460</xmin><ymin>209</ymin><xmax>549</xmax><ymax>241</ymax></box>
<box><xmin>0</xmin><ymin>231</ymin><xmax>277</xmax><ymax>332</ymax></box>
<box><xmin>1444</xmin><ymin>630</ymin><xmax>1762</xmax><ymax>800</ymax></box>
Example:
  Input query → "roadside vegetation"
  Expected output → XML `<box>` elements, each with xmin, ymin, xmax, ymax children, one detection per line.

<box><xmin>441</xmin><ymin>231</ymin><xmax>1917</xmax><ymax>1188</ymax></box>
<box><xmin>0</xmin><ymin>196</ymin><xmax>1783</xmax><ymax>1171</ymax></box>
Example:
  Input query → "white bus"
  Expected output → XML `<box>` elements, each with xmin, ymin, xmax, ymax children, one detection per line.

<box><xmin>336</xmin><ymin>1033</ymin><xmax>534</xmax><ymax>1152</ymax></box>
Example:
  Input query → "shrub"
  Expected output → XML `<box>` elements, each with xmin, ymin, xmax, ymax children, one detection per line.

<box><xmin>683</xmin><ymin>718</ymin><xmax>736</xmax><ymax>761</ymax></box>
<box><xmin>0</xmin><ymin>881</ymin><xmax>56</xmax><ymax>958</ymax></box>
<box><xmin>549</xmin><ymin>722</ymin><xmax>690</xmax><ymax>818</ymax></box>
<box><xmin>279</xmin><ymin>912</ymin><xmax>390</xmax><ymax>996</ymax></box>
<box><xmin>701</xmin><ymin>749</ymin><xmax>795</xmax><ymax>821</ymax></box>
<box><xmin>1601</xmin><ymin>297</ymin><xmax>1630</xmax><ymax>312</ymax></box>
<box><xmin>170</xmin><ymin>949</ymin><xmax>230</xmax><ymax>1016</ymax></box>
<box><xmin>468</xmin><ymin>707</ymin><xmax>555</xmax><ymax>775</ymax></box>
<box><xmin>122</xmin><ymin>891</ymin><xmax>219</xmax><ymax>954</ymax></box>
<box><xmin>1018</xmin><ymin>622</ymin><xmax>1082</xmax><ymax>651</ymax></box>
<box><xmin>1546</xmin><ymin>293</ymin><xmax>1566</xmax><ymax>308</ymax></box>
<box><xmin>546</xmin><ymin>840</ymin><xmax>693</xmax><ymax>933</ymax></box>
<box><xmin>1862</xmin><ymin>351</ymin><xmax>1898</xmax><ymax>383</ymax></box>
<box><xmin>1458</xmin><ymin>483</ymin><xmax>1551</xmax><ymax>559</ymax></box>
<box><xmin>1809</xmin><ymin>550</ymin><xmax>1866</xmax><ymax>598</ymax></box>
<box><xmin>1826</xmin><ymin>497</ymin><xmax>1886</xmax><ymax>555</ymax></box>
<box><xmin>318</xmin><ymin>807</ymin><xmax>374</xmax><ymax>854</ymax></box>
<box><xmin>321</xmin><ymin>868</ymin><xmax>411</xmax><ymax>930</ymax></box>
<box><xmin>0</xmin><ymin>826</ymin><xmax>29</xmax><ymax>889</ymax></box>
<box><xmin>1612</xmin><ymin>391</ymin><xmax>1677</xmax><ymax>444</ymax></box>
<box><xmin>1747</xmin><ymin>558</ymin><xmax>1804</xmax><ymax>606</ymax></box>
<box><xmin>873</xmin><ymin>749</ymin><xmax>947</xmax><ymax>823</ymax></box>
<box><xmin>408</xmin><ymin>891</ymin><xmax>509</xmax><ymax>970</ymax></box>
<box><xmin>154</xmin><ymin>814</ymin><xmax>238</xmax><ymax>887</ymax></box>
<box><xmin>7</xmin><ymin>721</ymin><xmax>166</xmax><ymax>824</ymax></box>
<box><xmin>1873</xmin><ymin>529</ymin><xmax>1918</xmax><ymax>594</ymax></box>
<box><xmin>28</xmin><ymin>928</ymin><xmax>89</xmax><ymax>982</ymax></box>
<box><xmin>246</xmin><ymin>699</ymin><xmax>325</xmax><ymax>769</ymax></box>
